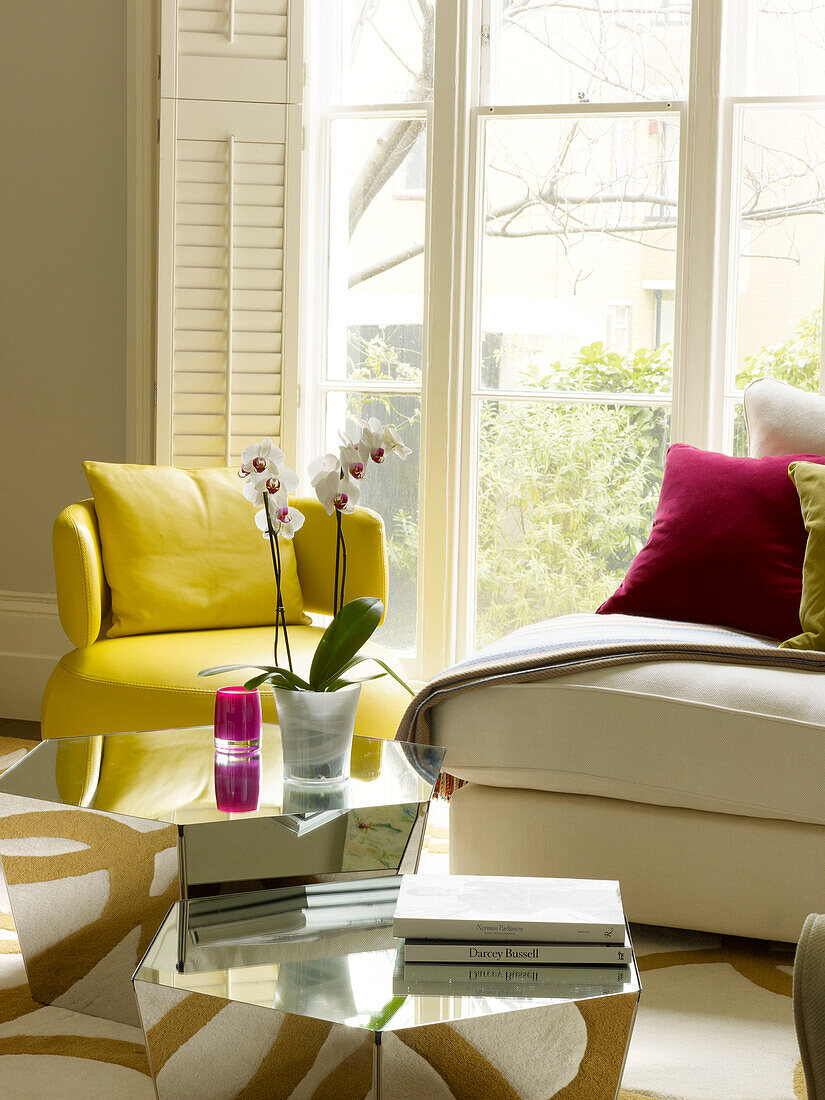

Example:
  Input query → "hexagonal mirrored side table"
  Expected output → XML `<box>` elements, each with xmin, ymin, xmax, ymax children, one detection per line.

<box><xmin>134</xmin><ymin>879</ymin><xmax>640</xmax><ymax>1100</ymax></box>
<box><xmin>0</xmin><ymin>727</ymin><xmax>443</xmax><ymax>1026</ymax></box>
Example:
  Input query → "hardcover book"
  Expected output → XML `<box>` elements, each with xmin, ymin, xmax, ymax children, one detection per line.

<box><xmin>392</xmin><ymin>874</ymin><xmax>624</xmax><ymax>944</ymax></box>
<box><xmin>393</xmin><ymin>956</ymin><xmax>632</xmax><ymax>997</ymax></box>
<box><xmin>402</xmin><ymin>923</ymin><xmax>633</xmax><ymax>965</ymax></box>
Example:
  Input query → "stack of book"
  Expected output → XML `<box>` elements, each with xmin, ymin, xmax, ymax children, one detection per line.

<box><xmin>391</xmin><ymin>874</ymin><xmax>633</xmax><ymax>996</ymax></box>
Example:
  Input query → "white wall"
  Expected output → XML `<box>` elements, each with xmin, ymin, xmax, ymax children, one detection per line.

<box><xmin>0</xmin><ymin>0</ymin><xmax>129</xmax><ymax>718</ymax></box>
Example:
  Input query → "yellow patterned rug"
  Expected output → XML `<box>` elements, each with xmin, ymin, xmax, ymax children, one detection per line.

<box><xmin>0</xmin><ymin>737</ymin><xmax>808</xmax><ymax>1099</ymax></box>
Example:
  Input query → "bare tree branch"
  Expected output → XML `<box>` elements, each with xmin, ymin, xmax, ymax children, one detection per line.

<box><xmin>349</xmin><ymin>241</ymin><xmax>426</xmax><ymax>287</ymax></box>
<box><xmin>345</xmin><ymin>0</ymin><xmax>825</xmax><ymax>293</ymax></box>
<box><xmin>348</xmin><ymin>2</ymin><xmax>434</xmax><ymax>239</ymax></box>
<box><xmin>349</xmin><ymin>118</ymin><xmax>427</xmax><ymax>238</ymax></box>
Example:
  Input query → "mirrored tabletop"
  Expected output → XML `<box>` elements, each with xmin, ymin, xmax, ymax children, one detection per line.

<box><xmin>134</xmin><ymin>878</ymin><xmax>641</xmax><ymax>1032</ymax></box>
<box><xmin>0</xmin><ymin>727</ymin><xmax>443</xmax><ymax>824</ymax></box>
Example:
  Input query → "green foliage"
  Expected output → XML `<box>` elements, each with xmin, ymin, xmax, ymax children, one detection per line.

<box><xmin>735</xmin><ymin>309</ymin><xmax>821</xmax><ymax>393</ymax></box>
<box><xmin>348</xmin><ymin>330</ymin><xmax>422</xmax><ymax>385</ymax></box>
<box><xmin>532</xmin><ymin>340</ymin><xmax>672</xmax><ymax>395</ymax></box>
<box><xmin>372</xmin><ymin>343</ymin><xmax>670</xmax><ymax>648</ymax></box>
<box><xmin>475</xmin><ymin>344</ymin><xmax>671</xmax><ymax>643</ymax></box>
<box><xmin>475</xmin><ymin>393</ymin><xmax>668</xmax><ymax>645</ymax></box>
<box><xmin>387</xmin><ymin>509</ymin><xmax>419</xmax><ymax>577</ymax></box>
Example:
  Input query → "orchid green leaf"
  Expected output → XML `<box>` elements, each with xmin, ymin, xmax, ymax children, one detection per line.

<box><xmin>308</xmin><ymin>598</ymin><xmax>383</xmax><ymax>690</ymax></box>
<box><xmin>244</xmin><ymin>671</ymin><xmax>276</xmax><ymax>689</ymax></box>
<box><xmin>243</xmin><ymin>672</ymin><xmax>301</xmax><ymax>692</ymax></box>
<box><xmin>200</xmin><ymin>663</ymin><xmax>310</xmax><ymax>690</ymax></box>
<box><xmin>322</xmin><ymin>671</ymin><xmax>387</xmax><ymax>691</ymax></box>
<box><xmin>198</xmin><ymin>663</ymin><xmax>268</xmax><ymax>677</ymax></box>
<box><xmin>318</xmin><ymin>655</ymin><xmax>413</xmax><ymax>695</ymax></box>
<box><xmin>265</xmin><ymin>667</ymin><xmax>311</xmax><ymax>691</ymax></box>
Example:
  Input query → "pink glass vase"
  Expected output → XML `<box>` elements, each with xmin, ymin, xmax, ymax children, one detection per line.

<box><xmin>214</xmin><ymin>686</ymin><xmax>262</xmax><ymax>813</ymax></box>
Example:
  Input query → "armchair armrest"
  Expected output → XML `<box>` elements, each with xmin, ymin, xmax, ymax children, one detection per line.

<box><xmin>291</xmin><ymin>497</ymin><xmax>389</xmax><ymax>621</ymax></box>
<box><xmin>53</xmin><ymin>499</ymin><xmax>110</xmax><ymax>648</ymax></box>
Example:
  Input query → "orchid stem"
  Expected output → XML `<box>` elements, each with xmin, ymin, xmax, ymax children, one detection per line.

<box><xmin>339</xmin><ymin>523</ymin><xmax>347</xmax><ymax>610</ymax></box>
<box><xmin>333</xmin><ymin>509</ymin><xmax>342</xmax><ymax>617</ymax></box>
<box><xmin>274</xmin><ymin>534</ymin><xmax>293</xmax><ymax>673</ymax></box>
<box><xmin>264</xmin><ymin>503</ymin><xmax>281</xmax><ymax>667</ymax></box>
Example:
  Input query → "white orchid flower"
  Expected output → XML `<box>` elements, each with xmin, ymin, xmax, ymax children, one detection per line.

<box><xmin>384</xmin><ymin>424</ymin><xmax>412</xmax><ymax>460</ymax></box>
<box><xmin>239</xmin><ymin>438</ymin><xmax>283</xmax><ymax>479</ymax></box>
<box><xmin>309</xmin><ymin>453</ymin><xmax>361</xmax><ymax>515</ymax></box>
<box><xmin>308</xmin><ymin>451</ymin><xmax>341</xmax><ymax>485</ymax></box>
<box><xmin>339</xmin><ymin>440</ymin><xmax>366</xmax><ymax>481</ymax></box>
<box><xmin>339</xmin><ymin>429</ymin><xmax>371</xmax><ymax>468</ymax></box>
<box><xmin>255</xmin><ymin>499</ymin><xmax>305</xmax><ymax>540</ymax></box>
<box><xmin>359</xmin><ymin>418</ymin><xmax>388</xmax><ymax>464</ymax></box>
<box><xmin>242</xmin><ymin>465</ymin><xmax>298</xmax><ymax>507</ymax></box>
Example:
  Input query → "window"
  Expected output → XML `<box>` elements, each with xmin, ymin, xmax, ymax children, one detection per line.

<box><xmin>303</xmin><ymin>2</ymin><xmax>432</xmax><ymax>657</ymax></box>
<box><xmin>395</xmin><ymin>133</ymin><xmax>428</xmax><ymax>198</ymax></box>
<box><xmin>722</xmin><ymin>2</ymin><xmax>825</xmax><ymax>451</ymax></box>
<box><xmin>606</xmin><ymin>305</ymin><xmax>632</xmax><ymax>353</ymax></box>
<box><xmin>302</xmin><ymin>0</ymin><xmax>825</xmax><ymax>675</ymax></box>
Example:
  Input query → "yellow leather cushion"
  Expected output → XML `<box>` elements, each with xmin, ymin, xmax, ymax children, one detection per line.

<box><xmin>41</xmin><ymin>625</ymin><xmax>411</xmax><ymax>741</ymax></box>
<box><xmin>83</xmin><ymin>462</ymin><xmax>306</xmax><ymax>638</ymax></box>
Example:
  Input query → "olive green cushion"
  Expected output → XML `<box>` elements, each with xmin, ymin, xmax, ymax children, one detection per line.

<box><xmin>782</xmin><ymin>461</ymin><xmax>825</xmax><ymax>650</ymax></box>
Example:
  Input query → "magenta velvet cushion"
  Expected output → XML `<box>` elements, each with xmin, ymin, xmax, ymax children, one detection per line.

<box><xmin>597</xmin><ymin>443</ymin><xmax>825</xmax><ymax>638</ymax></box>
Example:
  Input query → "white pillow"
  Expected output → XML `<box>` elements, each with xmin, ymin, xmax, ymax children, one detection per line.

<box><xmin>745</xmin><ymin>378</ymin><xmax>825</xmax><ymax>458</ymax></box>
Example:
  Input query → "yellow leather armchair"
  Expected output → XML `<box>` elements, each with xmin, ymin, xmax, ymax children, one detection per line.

<box><xmin>42</xmin><ymin>497</ymin><xmax>411</xmax><ymax>741</ymax></box>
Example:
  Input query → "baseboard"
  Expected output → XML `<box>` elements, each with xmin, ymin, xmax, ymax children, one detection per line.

<box><xmin>0</xmin><ymin>591</ymin><xmax>67</xmax><ymax>721</ymax></box>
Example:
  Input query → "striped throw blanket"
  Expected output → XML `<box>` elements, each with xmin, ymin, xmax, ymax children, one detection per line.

<box><xmin>395</xmin><ymin>613</ymin><xmax>825</xmax><ymax>796</ymax></box>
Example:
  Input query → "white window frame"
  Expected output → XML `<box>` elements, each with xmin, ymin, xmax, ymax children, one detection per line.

<box><xmin>300</xmin><ymin>0</ymin><xmax>825</xmax><ymax>678</ymax></box>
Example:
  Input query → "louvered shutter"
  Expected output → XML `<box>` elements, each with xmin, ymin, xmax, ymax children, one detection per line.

<box><xmin>157</xmin><ymin>0</ymin><xmax>303</xmax><ymax>468</ymax></box>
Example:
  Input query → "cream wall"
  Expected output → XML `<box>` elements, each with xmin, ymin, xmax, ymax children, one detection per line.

<box><xmin>0</xmin><ymin>0</ymin><xmax>128</xmax><ymax>716</ymax></box>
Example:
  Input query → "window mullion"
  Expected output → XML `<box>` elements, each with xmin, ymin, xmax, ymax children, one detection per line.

<box><xmin>418</xmin><ymin>0</ymin><xmax>475</xmax><ymax>676</ymax></box>
<box><xmin>675</xmin><ymin>0</ymin><xmax>727</xmax><ymax>449</ymax></box>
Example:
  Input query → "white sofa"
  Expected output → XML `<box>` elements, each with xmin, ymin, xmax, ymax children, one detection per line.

<box><xmin>436</xmin><ymin>379</ymin><xmax>825</xmax><ymax>944</ymax></box>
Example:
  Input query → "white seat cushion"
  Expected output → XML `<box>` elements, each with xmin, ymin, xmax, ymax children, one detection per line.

<box><xmin>430</xmin><ymin>660</ymin><xmax>825</xmax><ymax>825</ymax></box>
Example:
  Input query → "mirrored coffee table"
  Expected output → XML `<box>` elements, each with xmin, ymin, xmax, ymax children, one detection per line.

<box><xmin>0</xmin><ymin>727</ymin><xmax>443</xmax><ymax>1026</ymax></box>
<box><xmin>134</xmin><ymin>877</ymin><xmax>640</xmax><ymax>1100</ymax></box>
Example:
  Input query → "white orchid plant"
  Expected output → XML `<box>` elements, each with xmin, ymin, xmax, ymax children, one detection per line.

<box><xmin>200</xmin><ymin>419</ymin><xmax>413</xmax><ymax>695</ymax></box>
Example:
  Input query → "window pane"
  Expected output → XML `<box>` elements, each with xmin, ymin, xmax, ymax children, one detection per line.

<box><xmin>490</xmin><ymin>0</ymin><xmax>689</xmax><ymax>105</ymax></box>
<box><xmin>325</xmin><ymin>391</ymin><xmax>421</xmax><ymax>653</ymax></box>
<box><xmin>752</xmin><ymin>0</ymin><xmax>825</xmax><ymax>95</ymax></box>
<box><xmin>479</xmin><ymin>117</ymin><xmax>678</xmax><ymax>393</ymax></box>
<box><xmin>730</xmin><ymin>109</ymin><xmax>825</xmax><ymax>394</ymax></box>
<box><xmin>328</xmin><ymin>118</ymin><xmax>427</xmax><ymax>384</ymax></box>
<box><xmin>474</xmin><ymin>401</ymin><xmax>669</xmax><ymax>647</ymax></box>
<box><xmin>731</xmin><ymin>401</ymin><xmax>748</xmax><ymax>457</ymax></box>
<box><xmin>338</xmin><ymin>0</ymin><xmax>435</xmax><ymax>104</ymax></box>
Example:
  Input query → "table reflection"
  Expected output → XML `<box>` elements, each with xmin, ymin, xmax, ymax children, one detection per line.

<box><xmin>0</xmin><ymin>727</ymin><xmax>443</xmax><ymax>825</ymax></box>
<box><xmin>137</xmin><ymin>879</ymin><xmax>641</xmax><ymax>1033</ymax></box>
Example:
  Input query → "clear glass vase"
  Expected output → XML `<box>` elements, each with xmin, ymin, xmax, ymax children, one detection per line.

<box><xmin>273</xmin><ymin>683</ymin><xmax>361</xmax><ymax>788</ymax></box>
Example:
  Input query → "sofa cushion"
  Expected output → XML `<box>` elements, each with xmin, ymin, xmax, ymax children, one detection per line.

<box><xmin>41</xmin><ymin>625</ymin><xmax>411</xmax><ymax>741</ymax></box>
<box><xmin>745</xmin><ymin>377</ymin><xmax>825</xmax><ymax>458</ymax></box>
<box><xmin>430</xmin><ymin>658</ymin><xmax>825</xmax><ymax>825</ymax></box>
<box><xmin>84</xmin><ymin>462</ymin><xmax>306</xmax><ymax>637</ymax></box>
<box><xmin>598</xmin><ymin>443</ymin><xmax>825</xmax><ymax>639</ymax></box>
<box><xmin>782</xmin><ymin>461</ymin><xmax>825</xmax><ymax>651</ymax></box>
